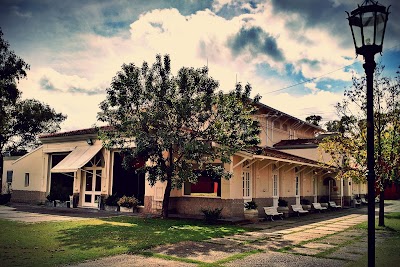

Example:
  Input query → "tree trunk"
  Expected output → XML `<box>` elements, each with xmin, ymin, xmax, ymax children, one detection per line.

<box><xmin>378</xmin><ymin>186</ymin><xmax>385</xmax><ymax>227</ymax></box>
<box><xmin>161</xmin><ymin>145</ymin><xmax>174</xmax><ymax>219</ymax></box>
<box><xmin>161</xmin><ymin>177</ymin><xmax>172</xmax><ymax>218</ymax></box>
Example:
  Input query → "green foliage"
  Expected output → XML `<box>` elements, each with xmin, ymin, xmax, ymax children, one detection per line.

<box><xmin>200</xmin><ymin>207</ymin><xmax>223</xmax><ymax>224</ymax></box>
<box><xmin>117</xmin><ymin>195</ymin><xmax>140</xmax><ymax>208</ymax></box>
<box><xmin>320</xmin><ymin>65</ymin><xmax>400</xmax><ymax>187</ymax></box>
<box><xmin>0</xmin><ymin>216</ymin><xmax>246</xmax><ymax>266</ymax></box>
<box><xmin>98</xmin><ymin>54</ymin><xmax>261</xmax><ymax>217</ymax></box>
<box><xmin>0</xmin><ymin>193</ymin><xmax>11</xmax><ymax>204</ymax></box>
<box><xmin>305</xmin><ymin>115</ymin><xmax>322</xmax><ymax>126</ymax></box>
<box><xmin>104</xmin><ymin>193</ymin><xmax>119</xmax><ymax>206</ymax></box>
<box><xmin>300</xmin><ymin>198</ymin><xmax>310</xmax><ymax>205</ymax></box>
<box><xmin>278</xmin><ymin>198</ymin><xmax>288</xmax><ymax>207</ymax></box>
<box><xmin>0</xmin><ymin>28</ymin><xmax>66</xmax><ymax>159</ymax></box>
<box><xmin>244</xmin><ymin>200</ymin><xmax>257</xmax><ymax>210</ymax></box>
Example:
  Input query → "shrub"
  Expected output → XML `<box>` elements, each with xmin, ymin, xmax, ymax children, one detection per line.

<box><xmin>244</xmin><ymin>201</ymin><xmax>257</xmax><ymax>210</ymax></box>
<box><xmin>278</xmin><ymin>198</ymin><xmax>288</xmax><ymax>207</ymax></box>
<box><xmin>0</xmin><ymin>194</ymin><xmax>11</xmax><ymax>205</ymax></box>
<box><xmin>201</xmin><ymin>207</ymin><xmax>223</xmax><ymax>224</ymax></box>
<box><xmin>105</xmin><ymin>193</ymin><xmax>119</xmax><ymax>206</ymax></box>
<box><xmin>300</xmin><ymin>198</ymin><xmax>310</xmax><ymax>205</ymax></box>
<box><xmin>117</xmin><ymin>195</ymin><xmax>140</xmax><ymax>208</ymax></box>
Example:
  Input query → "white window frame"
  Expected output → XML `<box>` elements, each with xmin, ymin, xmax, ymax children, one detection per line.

<box><xmin>242</xmin><ymin>163</ymin><xmax>252</xmax><ymax>201</ymax></box>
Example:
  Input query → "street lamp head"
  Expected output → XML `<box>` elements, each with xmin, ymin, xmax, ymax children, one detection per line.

<box><xmin>346</xmin><ymin>0</ymin><xmax>390</xmax><ymax>57</ymax></box>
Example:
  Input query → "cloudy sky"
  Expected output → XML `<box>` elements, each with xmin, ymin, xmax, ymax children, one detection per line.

<box><xmin>1</xmin><ymin>0</ymin><xmax>399</xmax><ymax>131</ymax></box>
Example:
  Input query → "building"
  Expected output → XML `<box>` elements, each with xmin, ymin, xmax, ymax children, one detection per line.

<box><xmin>1</xmin><ymin>102</ymin><xmax>366</xmax><ymax>218</ymax></box>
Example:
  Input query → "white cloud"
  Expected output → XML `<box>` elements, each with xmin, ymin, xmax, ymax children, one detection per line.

<box><xmin>16</xmin><ymin>4</ymin><xmax>354</xmax><ymax>131</ymax></box>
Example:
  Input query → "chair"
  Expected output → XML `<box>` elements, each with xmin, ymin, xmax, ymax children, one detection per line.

<box><xmin>328</xmin><ymin>201</ymin><xmax>341</xmax><ymax>210</ymax></box>
<box><xmin>312</xmin><ymin>202</ymin><xmax>328</xmax><ymax>213</ymax></box>
<box><xmin>263</xmin><ymin>206</ymin><xmax>283</xmax><ymax>221</ymax></box>
<box><xmin>291</xmin><ymin>204</ymin><xmax>309</xmax><ymax>217</ymax></box>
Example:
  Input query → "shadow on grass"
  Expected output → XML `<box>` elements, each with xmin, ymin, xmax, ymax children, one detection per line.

<box><xmin>56</xmin><ymin>217</ymin><xmax>246</xmax><ymax>253</ymax></box>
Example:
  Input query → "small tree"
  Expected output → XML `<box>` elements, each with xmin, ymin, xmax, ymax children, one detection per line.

<box><xmin>320</xmin><ymin>65</ymin><xmax>400</xmax><ymax>226</ymax></box>
<box><xmin>98</xmin><ymin>54</ymin><xmax>261</xmax><ymax>218</ymax></box>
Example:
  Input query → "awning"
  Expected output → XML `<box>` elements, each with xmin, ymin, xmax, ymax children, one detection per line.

<box><xmin>51</xmin><ymin>145</ymin><xmax>102</xmax><ymax>173</ymax></box>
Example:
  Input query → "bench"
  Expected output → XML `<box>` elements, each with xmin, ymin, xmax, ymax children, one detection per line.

<box><xmin>328</xmin><ymin>201</ymin><xmax>341</xmax><ymax>210</ymax></box>
<box><xmin>291</xmin><ymin>204</ymin><xmax>309</xmax><ymax>217</ymax></box>
<box><xmin>263</xmin><ymin>206</ymin><xmax>283</xmax><ymax>221</ymax></box>
<box><xmin>312</xmin><ymin>202</ymin><xmax>328</xmax><ymax>213</ymax></box>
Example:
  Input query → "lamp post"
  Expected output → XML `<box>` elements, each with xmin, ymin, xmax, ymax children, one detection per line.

<box><xmin>346</xmin><ymin>1</ymin><xmax>390</xmax><ymax>266</ymax></box>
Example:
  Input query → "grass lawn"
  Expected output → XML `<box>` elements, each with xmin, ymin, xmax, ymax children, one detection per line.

<box><xmin>346</xmin><ymin>212</ymin><xmax>400</xmax><ymax>267</ymax></box>
<box><xmin>0</xmin><ymin>216</ymin><xmax>247</xmax><ymax>267</ymax></box>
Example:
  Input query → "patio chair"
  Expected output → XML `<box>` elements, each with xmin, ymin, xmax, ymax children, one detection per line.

<box><xmin>328</xmin><ymin>201</ymin><xmax>341</xmax><ymax>210</ymax></box>
<box><xmin>312</xmin><ymin>202</ymin><xmax>328</xmax><ymax>213</ymax></box>
<box><xmin>263</xmin><ymin>206</ymin><xmax>283</xmax><ymax>221</ymax></box>
<box><xmin>291</xmin><ymin>204</ymin><xmax>309</xmax><ymax>217</ymax></box>
<box><xmin>360</xmin><ymin>197</ymin><xmax>368</xmax><ymax>205</ymax></box>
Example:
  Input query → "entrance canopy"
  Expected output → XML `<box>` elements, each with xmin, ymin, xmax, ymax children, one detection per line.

<box><xmin>51</xmin><ymin>145</ymin><xmax>102</xmax><ymax>173</ymax></box>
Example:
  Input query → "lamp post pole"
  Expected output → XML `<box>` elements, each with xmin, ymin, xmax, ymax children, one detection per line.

<box><xmin>346</xmin><ymin>2</ymin><xmax>390</xmax><ymax>265</ymax></box>
<box><xmin>364</xmin><ymin>51</ymin><xmax>376</xmax><ymax>267</ymax></box>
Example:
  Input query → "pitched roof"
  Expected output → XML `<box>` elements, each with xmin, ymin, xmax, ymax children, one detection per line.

<box><xmin>273</xmin><ymin>138</ymin><xmax>320</xmax><ymax>149</ymax></box>
<box><xmin>39</xmin><ymin>126</ymin><xmax>112</xmax><ymax>139</ymax></box>
<box><xmin>253</xmin><ymin>101</ymin><xmax>323</xmax><ymax>131</ymax></box>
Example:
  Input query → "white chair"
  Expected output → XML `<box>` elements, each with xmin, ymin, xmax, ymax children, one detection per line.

<box><xmin>312</xmin><ymin>202</ymin><xmax>328</xmax><ymax>213</ymax></box>
<box><xmin>328</xmin><ymin>201</ymin><xmax>341</xmax><ymax>210</ymax></box>
<box><xmin>291</xmin><ymin>204</ymin><xmax>309</xmax><ymax>217</ymax></box>
<box><xmin>263</xmin><ymin>206</ymin><xmax>284</xmax><ymax>221</ymax></box>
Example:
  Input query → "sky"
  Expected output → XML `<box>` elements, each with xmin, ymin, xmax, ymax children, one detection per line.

<box><xmin>1</xmin><ymin>0</ymin><xmax>399</xmax><ymax>131</ymax></box>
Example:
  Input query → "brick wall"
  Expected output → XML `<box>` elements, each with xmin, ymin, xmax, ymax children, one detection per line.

<box><xmin>11</xmin><ymin>190</ymin><xmax>46</xmax><ymax>203</ymax></box>
<box><xmin>169</xmin><ymin>197</ymin><xmax>244</xmax><ymax>218</ymax></box>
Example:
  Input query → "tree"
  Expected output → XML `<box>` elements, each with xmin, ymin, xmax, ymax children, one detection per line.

<box><xmin>0</xmin><ymin>28</ymin><xmax>66</xmax><ymax>185</ymax></box>
<box><xmin>98</xmin><ymin>54</ymin><xmax>261</xmax><ymax>218</ymax></box>
<box><xmin>320</xmin><ymin>65</ymin><xmax>400</xmax><ymax>226</ymax></box>
<box><xmin>305</xmin><ymin>115</ymin><xmax>322</xmax><ymax>126</ymax></box>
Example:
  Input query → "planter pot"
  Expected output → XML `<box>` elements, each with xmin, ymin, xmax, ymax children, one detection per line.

<box><xmin>244</xmin><ymin>209</ymin><xmax>259</xmax><ymax>222</ymax></box>
<box><xmin>119</xmin><ymin>206</ymin><xmax>133</xmax><ymax>213</ymax></box>
<box><xmin>302</xmin><ymin>205</ymin><xmax>311</xmax><ymax>211</ymax></box>
<box><xmin>277</xmin><ymin>206</ymin><xmax>290</xmax><ymax>218</ymax></box>
<box><xmin>45</xmin><ymin>200</ymin><xmax>54</xmax><ymax>207</ymax></box>
<box><xmin>105</xmin><ymin>205</ymin><xmax>119</xmax><ymax>212</ymax></box>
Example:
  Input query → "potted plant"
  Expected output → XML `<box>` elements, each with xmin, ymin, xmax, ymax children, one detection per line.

<box><xmin>244</xmin><ymin>201</ymin><xmax>259</xmax><ymax>222</ymax></box>
<box><xmin>104</xmin><ymin>193</ymin><xmax>120</xmax><ymax>211</ymax></box>
<box><xmin>300</xmin><ymin>198</ymin><xmax>311</xmax><ymax>210</ymax></box>
<box><xmin>200</xmin><ymin>207</ymin><xmax>223</xmax><ymax>224</ymax></box>
<box><xmin>117</xmin><ymin>195</ymin><xmax>140</xmax><ymax>213</ymax></box>
<box><xmin>277</xmin><ymin>198</ymin><xmax>289</xmax><ymax>217</ymax></box>
<box><xmin>319</xmin><ymin>196</ymin><xmax>329</xmax><ymax>208</ymax></box>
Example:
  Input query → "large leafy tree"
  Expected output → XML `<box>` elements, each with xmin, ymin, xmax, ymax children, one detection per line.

<box><xmin>320</xmin><ymin>65</ymin><xmax>400</xmax><ymax>226</ymax></box>
<box><xmin>0</xmin><ymin>28</ymin><xmax>66</xmax><ymax>184</ymax></box>
<box><xmin>98</xmin><ymin>54</ymin><xmax>260</xmax><ymax>218</ymax></box>
<box><xmin>305</xmin><ymin>115</ymin><xmax>322</xmax><ymax>126</ymax></box>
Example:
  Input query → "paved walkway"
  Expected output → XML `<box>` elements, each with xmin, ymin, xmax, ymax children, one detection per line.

<box><xmin>2</xmin><ymin>200</ymin><xmax>400</xmax><ymax>266</ymax></box>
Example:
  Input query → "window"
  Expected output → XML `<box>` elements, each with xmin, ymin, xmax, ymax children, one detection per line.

<box><xmin>295</xmin><ymin>176</ymin><xmax>299</xmax><ymax>196</ymax></box>
<box><xmin>184</xmin><ymin>166</ymin><xmax>222</xmax><ymax>197</ymax></box>
<box><xmin>24</xmin><ymin>173</ymin><xmax>30</xmax><ymax>187</ymax></box>
<box><xmin>273</xmin><ymin>174</ymin><xmax>278</xmax><ymax>197</ymax></box>
<box><xmin>243</xmin><ymin>171</ymin><xmax>251</xmax><ymax>198</ymax></box>
<box><xmin>7</xmin><ymin>170</ymin><xmax>13</xmax><ymax>183</ymax></box>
